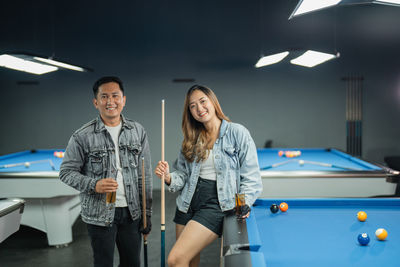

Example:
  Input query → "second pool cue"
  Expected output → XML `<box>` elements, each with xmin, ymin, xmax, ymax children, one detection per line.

<box><xmin>141</xmin><ymin>157</ymin><xmax>148</xmax><ymax>267</ymax></box>
<box><xmin>161</xmin><ymin>99</ymin><xmax>166</xmax><ymax>267</ymax></box>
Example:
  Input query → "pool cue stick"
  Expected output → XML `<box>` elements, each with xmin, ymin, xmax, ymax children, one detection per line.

<box><xmin>350</xmin><ymin>76</ymin><xmax>355</xmax><ymax>155</ymax></box>
<box><xmin>345</xmin><ymin>76</ymin><xmax>350</xmax><ymax>154</ymax></box>
<box><xmin>48</xmin><ymin>159</ymin><xmax>56</xmax><ymax>170</ymax></box>
<box><xmin>355</xmin><ymin>77</ymin><xmax>359</xmax><ymax>156</ymax></box>
<box><xmin>354</xmin><ymin>76</ymin><xmax>358</xmax><ymax>156</ymax></box>
<box><xmin>141</xmin><ymin>157</ymin><xmax>148</xmax><ymax>267</ymax></box>
<box><xmin>260</xmin><ymin>159</ymin><xmax>297</xmax><ymax>170</ymax></box>
<box><xmin>359</xmin><ymin>76</ymin><xmax>364</xmax><ymax>157</ymax></box>
<box><xmin>302</xmin><ymin>160</ymin><xmax>361</xmax><ymax>171</ymax></box>
<box><xmin>161</xmin><ymin>99</ymin><xmax>166</xmax><ymax>267</ymax></box>
<box><xmin>358</xmin><ymin>77</ymin><xmax>362</xmax><ymax>156</ymax></box>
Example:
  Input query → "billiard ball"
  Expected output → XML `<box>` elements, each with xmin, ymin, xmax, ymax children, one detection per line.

<box><xmin>358</xmin><ymin>233</ymin><xmax>370</xmax><ymax>245</ymax></box>
<box><xmin>279</xmin><ymin>202</ymin><xmax>288</xmax><ymax>212</ymax></box>
<box><xmin>299</xmin><ymin>160</ymin><xmax>304</xmax><ymax>166</ymax></box>
<box><xmin>357</xmin><ymin>211</ymin><xmax>367</xmax><ymax>222</ymax></box>
<box><xmin>24</xmin><ymin>162</ymin><xmax>30</xmax><ymax>168</ymax></box>
<box><xmin>270</xmin><ymin>204</ymin><xmax>279</xmax><ymax>213</ymax></box>
<box><xmin>375</xmin><ymin>228</ymin><xmax>388</xmax><ymax>241</ymax></box>
<box><xmin>54</xmin><ymin>151</ymin><xmax>65</xmax><ymax>158</ymax></box>
<box><xmin>278</xmin><ymin>151</ymin><xmax>284</xmax><ymax>157</ymax></box>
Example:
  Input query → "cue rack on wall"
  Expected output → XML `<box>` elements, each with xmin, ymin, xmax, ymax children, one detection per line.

<box><xmin>343</xmin><ymin>75</ymin><xmax>364</xmax><ymax>157</ymax></box>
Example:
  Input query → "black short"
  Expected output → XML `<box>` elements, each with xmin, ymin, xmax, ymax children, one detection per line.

<box><xmin>173</xmin><ymin>178</ymin><xmax>227</xmax><ymax>236</ymax></box>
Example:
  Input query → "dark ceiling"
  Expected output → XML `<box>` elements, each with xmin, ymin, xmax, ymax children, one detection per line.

<box><xmin>1</xmin><ymin>0</ymin><xmax>400</xmax><ymax>76</ymax></box>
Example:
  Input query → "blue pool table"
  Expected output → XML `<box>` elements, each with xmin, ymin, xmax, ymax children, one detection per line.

<box><xmin>257</xmin><ymin>148</ymin><xmax>399</xmax><ymax>198</ymax></box>
<box><xmin>0</xmin><ymin>150</ymin><xmax>80</xmax><ymax>246</ymax></box>
<box><xmin>222</xmin><ymin>198</ymin><xmax>400</xmax><ymax>267</ymax></box>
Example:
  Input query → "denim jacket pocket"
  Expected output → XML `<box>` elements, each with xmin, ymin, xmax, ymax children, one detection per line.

<box><xmin>223</xmin><ymin>146</ymin><xmax>238</xmax><ymax>169</ymax></box>
<box><xmin>120</xmin><ymin>144</ymin><xmax>142</xmax><ymax>168</ymax></box>
<box><xmin>88</xmin><ymin>150</ymin><xmax>106</xmax><ymax>177</ymax></box>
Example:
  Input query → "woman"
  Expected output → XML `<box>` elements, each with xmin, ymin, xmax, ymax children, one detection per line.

<box><xmin>154</xmin><ymin>85</ymin><xmax>262</xmax><ymax>267</ymax></box>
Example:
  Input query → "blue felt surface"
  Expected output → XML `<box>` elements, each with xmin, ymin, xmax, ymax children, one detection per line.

<box><xmin>257</xmin><ymin>148</ymin><xmax>381</xmax><ymax>171</ymax></box>
<box><xmin>248</xmin><ymin>198</ymin><xmax>400</xmax><ymax>267</ymax></box>
<box><xmin>0</xmin><ymin>150</ymin><xmax>64</xmax><ymax>172</ymax></box>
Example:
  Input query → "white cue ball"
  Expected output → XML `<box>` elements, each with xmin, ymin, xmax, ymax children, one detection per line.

<box><xmin>299</xmin><ymin>160</ymin><xmax>304</xmax><ymax>166</ymax></box>
<box><xmin>24</xmin><ymin>162</ymin><xmax>30</xmax><ymax>168</ymax></box>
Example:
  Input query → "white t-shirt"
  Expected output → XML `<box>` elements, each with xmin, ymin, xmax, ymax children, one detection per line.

<box><xmin>199</xmin><ymin>150</ymin><xmax>217</xmax><ymax>181</ymax></box>
<box><xmin>105</xmin><ymin>122</ymin><xmax>128</xmax><ymax>207</ymax></box>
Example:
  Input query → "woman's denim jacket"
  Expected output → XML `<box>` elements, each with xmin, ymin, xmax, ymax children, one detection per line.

<box><xmin>59</xmin><ymin>115</ymin><xmax>152</xmax><ymax>226</ymax></box>
<box><xmin>168</xmin><ymin>119</ymin><xmax>262</xmax><ymax>212</ymax></box>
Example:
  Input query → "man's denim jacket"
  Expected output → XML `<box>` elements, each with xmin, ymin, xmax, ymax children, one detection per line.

<box><xmin>168</xmin><ymin>119</ymin><xmax>262</xmax><ymax>212</ymax></box>
<box><xmin>59</xmin><ymin>115</ymin><xmax>152</xmax><ymax>226</ymax></box>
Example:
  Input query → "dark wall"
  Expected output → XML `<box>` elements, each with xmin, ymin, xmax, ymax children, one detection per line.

<box><xmin>1</xmin><ymin>58</ymin><xmax>400</xmax><ymax>190</ymax></box>
<box><xmin>1</xmin><ymin>1</ymin><xmax>400</xmax><ymax>189</ymax></box>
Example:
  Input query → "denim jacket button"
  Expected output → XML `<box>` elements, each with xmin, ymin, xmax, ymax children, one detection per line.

<box><xmin>219</xmin><ymin>188</ymin><xmax>223</xmax><ymax>191</ymax></box>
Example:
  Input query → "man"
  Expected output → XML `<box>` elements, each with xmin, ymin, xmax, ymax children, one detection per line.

<box><xmin>60</xmin><ymin>76</ymin><xmax>152</xmax><ymax>267</ymax></box>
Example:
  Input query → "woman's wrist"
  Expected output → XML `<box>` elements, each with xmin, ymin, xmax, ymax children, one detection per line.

<box><xmin>165</xmin><ymin>173</ymin><xmax>171</xmax><ymax>185</ymax></box>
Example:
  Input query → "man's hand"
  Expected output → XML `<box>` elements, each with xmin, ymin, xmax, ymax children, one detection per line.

<box><xmin>95</xmin><ymin>178</ymin><xmax>118</xmax><ymax>193</ymax></box>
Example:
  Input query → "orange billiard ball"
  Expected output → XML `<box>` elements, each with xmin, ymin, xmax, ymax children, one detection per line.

<box><xmin>279</xmin><ymin>202</ymin><xmax>288</xmax><ymax>212</ymax></box>
<box><xmin>357</xmin><ymin>211</ymin><xmax>367</xmax><ymax>222</ymax></box>
<box><xmin>278</xmin><ymin>151</ymin><xmax>284</xmax><ymax>157</ymax></box>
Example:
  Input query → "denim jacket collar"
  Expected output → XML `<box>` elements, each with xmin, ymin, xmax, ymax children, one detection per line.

<box><xmin>94</xmin><ymin>114</ymin><xmax>133</xmax><ymax>133</ymax></box>
<box><xmin>218</xmin><ymin>119</ymin><xmax>229</xmax><ymax>139</ymax></box>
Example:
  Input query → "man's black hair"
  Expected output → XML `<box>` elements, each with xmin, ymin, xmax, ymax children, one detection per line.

<box><xmin>92</xmin><ymin>76</ymin><xmax>124</xmax><ymax>97</ymax></box>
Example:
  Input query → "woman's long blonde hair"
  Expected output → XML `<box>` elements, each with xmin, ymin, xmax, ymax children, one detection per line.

<box><xmin>181</xmin><ymin>85</ymin><xmax>230</xmax><ymax>162</ymax></box>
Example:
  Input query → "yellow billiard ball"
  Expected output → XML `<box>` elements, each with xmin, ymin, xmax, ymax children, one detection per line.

<box><xmin>357</xmin><ymin>211</ymin><xmax>367</xmax><ymax>222</ymax></box>
<box><xmin>375</xmin><ymin>228</ymin><xmax>388</xmax><ymax>241</ymax></box>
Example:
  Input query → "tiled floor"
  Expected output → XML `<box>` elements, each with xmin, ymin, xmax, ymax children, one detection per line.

<box><xmin>0</xmin><ymin>190</ymin><xmax>220</xmax><ymax>267</ymax></box>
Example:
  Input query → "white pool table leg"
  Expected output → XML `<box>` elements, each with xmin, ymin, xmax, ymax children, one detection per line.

<box><xmin>21</xmin><ymin>195</ymin><xmax>81</xmax><ymax>246</ymax></box>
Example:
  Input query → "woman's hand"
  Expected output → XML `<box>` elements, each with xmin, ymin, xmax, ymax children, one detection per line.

<box><xmin>237</xmin><ymin>205</ymin><xmax>251</xmax><ymax>219</ymax></box>
<box><xmin>154</xmin><ymin>161</ymin><xmax>171</xmax><ymax>185</ymax></box>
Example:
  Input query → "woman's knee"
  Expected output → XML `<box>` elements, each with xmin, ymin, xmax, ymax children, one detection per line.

<box><xmin>167</xmin><ymin>250</ymin><xmax>186</xmax><ymax>267</ymax></box>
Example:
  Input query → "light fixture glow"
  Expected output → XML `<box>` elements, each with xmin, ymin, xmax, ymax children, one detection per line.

<box><xmin>255</xmin><ymin>51</ymin><xmax>289</xmax><ymax>68</ymax></box>
<box><xmin>289</xmin><ymin>0</ymin><xmax>342</xmax><ymax>19</ymax></box>
<box><xmin>373</xmin><ymin>0</ymin><xmax>400</xmax><ymax>5</ymax></box>
<box><xmin>34</xmin><ymin>57</ymin><xmax>85</xmax><ymax>72</ymax></box>
<box><xmin>0</xmin><ymin>54</ymin><xmax>58</xmax><ymax>75</ymax></box>
<box><xmin>290</xmin><ymin>50</ymin><xmax>338</xmax><ymax>68</ymax></box>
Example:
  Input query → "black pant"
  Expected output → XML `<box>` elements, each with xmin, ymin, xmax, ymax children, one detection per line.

<box><xmin>87</xmin><ymin>207</ymin><xmax>142</xmax><ymax>267</ymax></box>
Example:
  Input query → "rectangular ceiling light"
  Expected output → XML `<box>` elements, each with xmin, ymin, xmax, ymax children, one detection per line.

<box><xmin>255</xmin><ymin>51</ymin><xmax>289</xmax><ymax>68</ymax></box>
<box><xmin>34</xmin><ymin>57</ymin><xmax>85</xmax><ymax>72</ymax></box>
<box><xmin>289</xmin><ymin>0</ymin><xmax>342</xmax><ymax>19</ymax></box>
<box><xmin>290</xmin><ymin>50</ymin><xmax>338</xmax><ymax>67</ymax></box>
<box><xmin>0</xmin><ymin>54</ymin><xmax>58</xmax><ymax>75</ymax></box>
<box><xmin>373</xmin><ymin>0</ymin><xmax>400</xmax><ymax>5</ymax></box>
